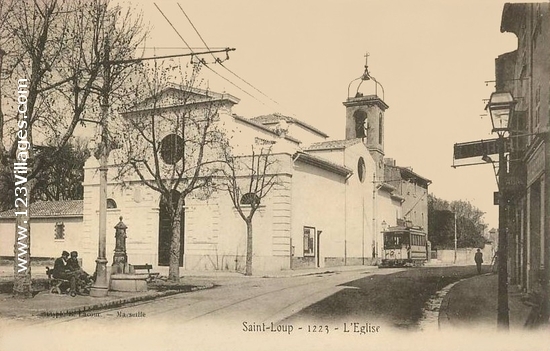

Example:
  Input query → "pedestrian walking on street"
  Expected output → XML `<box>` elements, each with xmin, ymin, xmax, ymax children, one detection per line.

<box><xmin>474</xmin><ymin>248</ymin><xmax>483</xmax><ymax>274</ymax></box>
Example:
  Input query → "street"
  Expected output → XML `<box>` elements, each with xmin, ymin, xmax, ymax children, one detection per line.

<box><xmin>2</xmin><ymin>265</ymin><xmax>533</xmax><ymax>351</ymax></box>
<box><xmin>3</xmin><ymin>265</ymin><xmax>480</xmax><ymax>331</ymax></box>
<box><xmin>284</xmin><ymin>266</ymin><xmax>479</xmax><ymax>330</ymax></box>
<box><xmin>16</xmin><ymin>268</ymin><xmax>391</xmax><ymax>328</ymax></box>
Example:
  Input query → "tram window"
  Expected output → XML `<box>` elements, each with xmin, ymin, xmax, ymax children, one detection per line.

<box><xmin>385</xmin><ymin>232</ymin><xmax>413</xmax><ymax>248</ymax></box>
<box><xmin>384</xmin><ymin>234</ymin><xmax>400</xmax><ymax>248</ymax></box>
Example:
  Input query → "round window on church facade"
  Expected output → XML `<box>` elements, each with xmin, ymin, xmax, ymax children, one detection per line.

<box><xmin>357</xmin><ymin>157</ymin><xmax>366</xmax><ymax>183</ymax></box>
<box><xmin>160</xmin><ymin>134</ymin><xmax>184</xmax><ymax>164</ymax></box>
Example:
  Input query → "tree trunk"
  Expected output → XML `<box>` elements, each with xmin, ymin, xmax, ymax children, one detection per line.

<box><xmin>245</xmin><ymin>220</ymin><xmax>253</xmax><ymax>276</ymax></box>
<box><xmin>168</xmin><ymin>215</ymin><xmax>181</xmax><ymax>282</ymax></box>
<box><xmin>12</xmin><ymin>180</ymin><xmax>36</xmax><ymax>298</ymax></box>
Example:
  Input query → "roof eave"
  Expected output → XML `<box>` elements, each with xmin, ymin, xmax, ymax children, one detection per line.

<box><xmin>0</xmin><ymin>214</ymin><xmax>83</xmax><ymax>220</ymax></box>
<box><xmin>233</xmin><ymin>115</ymin><xmax>301</xmax><ymax>144</ymax></box>
<box><xmin>252</xmin><ymin>115</ymin><xmax>329</xmax><ymax>138</ymax></box>
<box><xmin>305</xmin><ymin>138</ymin><xmax>362</xmax><ymax>152</ymax></box>
<box><xmin>398</xmin><ymin>167</ymin><xmax>432</xmax><ymax>185</ymax></box>
<box><xmin>293</xmin><ymin>152</ymin><xmax>352</xmax><ymax>178</ymax></box>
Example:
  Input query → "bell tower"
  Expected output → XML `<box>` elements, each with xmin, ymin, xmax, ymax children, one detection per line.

<box><xmin>343</xmin><ymin>54</ymin><xmax>389</xmax><ymax>170</ymax></box>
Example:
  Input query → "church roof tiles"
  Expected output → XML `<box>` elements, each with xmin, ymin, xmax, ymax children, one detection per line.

<box><xmin>251</xmin><ymin>113</ymin><xmax>329</xmax><ymax>138</ymax></box>
<box><xmin>305</xmin><ymin>138</ymin><xmax>363</xmax><ymax>151</ymax></box>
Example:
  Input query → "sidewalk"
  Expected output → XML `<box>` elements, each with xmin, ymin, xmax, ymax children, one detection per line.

<box><xmin>438</xmin><ymin>272</ymin><xmax>546</xmax><ymax>331</ymax></box>
<box><xmin>0</xmin><ymin>264</ymin><xmax>377</xmax><ymax>320</ymax></box>
<box><xmin>0</xmin><ymin>276</ymin><xmax>216</xmax><ymax>321</ymax></box>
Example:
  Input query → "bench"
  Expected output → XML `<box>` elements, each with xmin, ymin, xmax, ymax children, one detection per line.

<box><xmin>45</xmin><ymin>267</ymin><xmax>73</xmax><ymax>295</ymax></box>
<box><xmin>132</xmin><ymin>264</ymin><xmax>159</xmax><ymax>282</ymax></box>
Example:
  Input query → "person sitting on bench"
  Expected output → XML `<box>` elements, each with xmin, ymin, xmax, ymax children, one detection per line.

<box><xmin>67</xmin><ymin>251</ymin><xmax>92</xmax><ymax>287</ymax></box>
<box><xmin>53</xmin><ymin>250</ymin><xmax>78</xmax><ymax>294</ymax></box>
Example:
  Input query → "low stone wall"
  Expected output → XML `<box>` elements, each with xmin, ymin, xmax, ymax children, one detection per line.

<box><xmin>291</xmin><ymin>256</ymin><xmax>316</xmax><ymax>269</ymax></box>
<box><xmin>0</xmin><ymin>256</ymin><xmax>54</xmax><ymax>266</ymax></box>
<box><xmin>323</xmin><ymin>257</ymin><xmax>346</xmax><ymax>267</ymax></box>
<box><xmin>433</xmin><ymin>245</ymin><xmax>494</xmax><ymax>265</ymax></box>
<box><xmin>292</xmin><ymin>256</ymin><xmax>378</xmax><ymax>269</ymax></box>
<box><xmin>331</xmin><ymin>257</ymin><xmax>378</xmax><ymax>266</ymax></box>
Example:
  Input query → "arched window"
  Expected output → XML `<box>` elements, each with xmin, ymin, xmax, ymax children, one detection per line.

<box><xmin>240</xmin><ymin>193</ymin><xmax>260</xmax><ymax>206</ymax></box>
<box><xmin>353</xmin><ymin>110</ymin><xmax>367</xmax><ymax>138</ymax></box>
<box><xmin>357</xmin><ymin>157</ymin><xmax>366</xmax><ymax>183</ymax></box>
<box><xmin>160</xmin><ymin>134</ymin><xmax>184</xmax><ymax>164</ymax></box>
<box><xmin>107</xmin><ymin>198</ymin><xmax>117</xmax><ymax>209</ymax></box>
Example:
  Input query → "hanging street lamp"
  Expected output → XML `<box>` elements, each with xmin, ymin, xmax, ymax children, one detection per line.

<box><xmin>487</xmin><ymin>92</ymin><xmax>515</xmax><ymax>134</ymax></box>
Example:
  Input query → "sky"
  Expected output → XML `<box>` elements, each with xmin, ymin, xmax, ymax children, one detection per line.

<box><xmin>124</xmin><ymin>0</ymin><xmax>522</xmax><ymax>229</ymax></box>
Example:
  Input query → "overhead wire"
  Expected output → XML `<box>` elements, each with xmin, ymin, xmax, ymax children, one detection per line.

<box><xmin>153</xmin><ymin>3</ymin><xmax>269</xmax><ymax>107</ymax></box>
<box><xmin>176</xmin><ymin>3</ymin><xmax>282</xmax><ymax>108</ymax></box>
<box><xmin>137</xmin><ymin>47</ymin><xmax>227</xmax><ymax>50</ymax></box>
<box><xmin>153</xmin><ymin>3</ymin><xmax>194</xmax><ymax>54</ymax></box>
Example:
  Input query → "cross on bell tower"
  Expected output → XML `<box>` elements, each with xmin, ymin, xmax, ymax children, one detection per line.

<box><xmin>343</xmin><ymin>54</ymin><xmax>388</xmax><ymax>172</ymax></box>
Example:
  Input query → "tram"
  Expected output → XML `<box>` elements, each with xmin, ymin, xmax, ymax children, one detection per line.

<box><xmin>379</xmin><ymin>226</ymin><xmax>428</xmax><ymax>267</ymax></box>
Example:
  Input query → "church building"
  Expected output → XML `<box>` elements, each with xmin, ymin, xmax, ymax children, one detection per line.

<box><xmin>0</xmin><ymin>66</ymin><xmax>431</xmax><ymax>275</ymax></box>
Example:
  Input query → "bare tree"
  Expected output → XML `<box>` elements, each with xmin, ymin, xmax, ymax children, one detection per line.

<box><xmin>0</xmin><ymin>0</ymin><xmax>146</xmax><ymax>297</ymax></box>
<box><xmin>221</xmin><ymin>144</ymin><xmax>280</xmax><ymax>276</ymax></box>
<box><xmin>117</xmin><ymin>60</ymin><xmax>227</xmax><ymax>282</ymax></box>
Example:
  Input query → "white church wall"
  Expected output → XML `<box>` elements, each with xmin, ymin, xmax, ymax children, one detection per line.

<box><xmin>290</xmin><ymin>160</ymin><xmax>346</xmax><ymax>269</ymax></box>
<box><xmin>182</xmin><ymin>171</ymin><xmax>293</xmax><ymax>272</ymax></box>
<box><xmin>343</xmin><ymin>142</ymin><xmax>378</xmax><ymax>265</ymax></box>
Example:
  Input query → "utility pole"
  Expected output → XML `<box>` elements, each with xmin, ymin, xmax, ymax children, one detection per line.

<box><xmin>454</xmin><ymin>212</ymin><xmax>457</xmax><ymax>264</ymax></box>
<box><xmin>497</xmin><ymin>134</ymin><xmax>509</xmax><ymax>329</ymax></box>
<box><xmin>543</xmin><ymin>127</ymin><xmax>550</xmax><ymax>323</ymax></box>
<box><xmin>0</xmin><ymin>48</ymin><xmax>5</xmax><ymax>147</ymax></box>
<box><xmin>89</xmin><ymin>34</ymin><xmax>111</xmax><ymax>298</ymax></box>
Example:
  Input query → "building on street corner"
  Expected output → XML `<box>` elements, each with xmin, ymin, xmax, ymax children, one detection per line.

<box><xmin>494</xmin><ymin>2</ymin><xmax>550</xmax><ymax>302</ymax></box>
